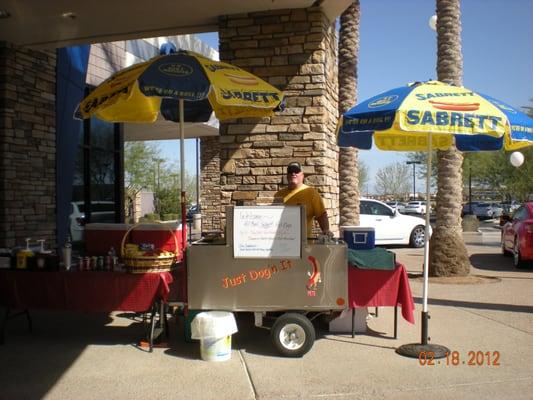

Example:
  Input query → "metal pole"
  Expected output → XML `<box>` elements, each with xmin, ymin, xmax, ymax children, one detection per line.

<box><xmin>469</xmin><ymin>164</ymin><xmax>472</xmax><ymax>214</ymax></box>
<box><xmin>413</xmin><ymin>163</ymin><xmax>416</xmax><ymax>199</ymax></box>
<box><xmin>397</xmin><ymin>135</ymin><xmax>449</xmax><ymax>358</ymax></box>
<box><xmin>157</xmin><ymin>162</ymin><xmax>160</xmax><ymax>216</ymax></box>
<box><xmin>406</xmin><ymin>161</ymin><xmax>421</xmax><ymax>200</ymax></box>
<box><xmin>179</xmin><ymin>99</ymin><xmax>187</xmax><ymax>250</ymax></box>
<box><xmin>196</xmin><ymin>138</ymin><xmax>200</xmax><ymax>207</ymax></box>
<box><xmin>422</xmin><ymin>137</ymin><xmax>431</xmax><ymax>324</ymax></box>
<box><xmin>179</xmin><ymin>99</ymin><xmax>188</xmax><ymax>310</ymax></box>
<box><xmin>153</xmin><ymin>158</ymin><xmax>163</xmax><ymax>215</ymax></box>
<box><xmin>157</xmin><ymin>162</ymin><xmax>160</xmax><ymax>194</ymax></box>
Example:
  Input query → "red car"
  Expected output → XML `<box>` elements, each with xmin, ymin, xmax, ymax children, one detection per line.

<box><xmin>501</xmin><ymin>202</ymin><xmax>533</xmax><ymax>268</ymax></box>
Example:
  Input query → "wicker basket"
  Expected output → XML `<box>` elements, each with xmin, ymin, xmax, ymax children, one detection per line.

<box><xmin>120</xmin><ymin>222</ymin><xmax>179</xmax><ymax>273</ymax></box>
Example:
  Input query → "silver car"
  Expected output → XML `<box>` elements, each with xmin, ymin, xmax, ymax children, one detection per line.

<box><xmin>473</xmin><ymin>202</ymin><xmax>503</xmax><ymax>219</ymax></box>
<box><xmin>404</xmin><ymin>201</ymin><xmax>427</xmax><ymax>215</ymax></box>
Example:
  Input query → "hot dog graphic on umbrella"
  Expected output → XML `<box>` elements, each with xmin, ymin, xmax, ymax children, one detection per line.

<box><xmin>429</xmin><ymin>99</ymin><xmax>480</xmax><ymax>112</ymax></box>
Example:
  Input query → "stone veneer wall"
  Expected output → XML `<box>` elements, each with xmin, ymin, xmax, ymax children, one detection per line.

<box><xmin>0</xmin><ymin>42</ymin><xmax>57</xmax><ymax>248</ymax></box>
<box><xmin>203</xmin><ymin>7</ymin><xmax>339</xmax><ymax>234</ymax></box>
<box><xmin>0</xmin><ymin>41</ymin><xmax>126</xmax><ymax>249</ymax></box>
<box><xmin>200</xmin><ymin>136</ymin><xmax>222</xmax><ymax>232</ymax></box>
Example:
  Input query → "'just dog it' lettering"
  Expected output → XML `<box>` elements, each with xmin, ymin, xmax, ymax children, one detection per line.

<box><xmin>221</xmin><ymin>260</ymin><xmax>293</xmax><ymax>289</ymax></box>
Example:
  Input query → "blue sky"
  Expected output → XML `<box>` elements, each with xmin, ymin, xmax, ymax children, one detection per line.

<box><xmin>157</xmin><ymin>0</ymin><xmax>533</xmax><ymax>193</ymax></box>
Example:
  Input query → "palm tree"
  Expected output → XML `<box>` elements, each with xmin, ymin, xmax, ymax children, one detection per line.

<box><xmin>338</xmin><ymin>1</ymin><xmax>361</xmax><ymax>228</ymax></box>
<box><xmin>429</xmin><ymin>0</ymin><xmax>471</xmax><ymax>276</ymax></box>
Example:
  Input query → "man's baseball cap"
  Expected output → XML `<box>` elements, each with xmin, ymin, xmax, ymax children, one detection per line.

<box><xmin>287</xmin><ymin>162</ymin><xmax>302</xmax><ymax>174</ymax></box>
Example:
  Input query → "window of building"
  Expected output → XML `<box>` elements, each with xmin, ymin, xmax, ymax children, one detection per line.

<box><xmin>70</xmin><ymin>106</ymin><xmax>123</xmax><ymax>243</ymax></box>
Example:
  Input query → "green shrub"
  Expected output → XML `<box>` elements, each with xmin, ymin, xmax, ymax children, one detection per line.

<box><xmin>162</xmin><ymin>213</ymin><xmax>179</xmax><ymax>221</ymax></box>
<box><xmin>143</xmin><ymin>213</ymin><xmax>160</xmax><ymax>221</ymax></box>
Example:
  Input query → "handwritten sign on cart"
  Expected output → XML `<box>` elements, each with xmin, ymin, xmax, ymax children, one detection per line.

<box><xmin>233</xmin><ymin>206</ymin><xmax>302</xmax><ymax>259</ymax></box>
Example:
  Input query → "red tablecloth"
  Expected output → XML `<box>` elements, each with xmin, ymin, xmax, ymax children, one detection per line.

<box><xmin>0</xmin><ymin>270</ymin><xmax>174</xmax><ymax>312</ymax></box>
<box><xmin>348</xmin><ymin>263</ymin><xmax>415</xmax><ymax>324</ymax></box>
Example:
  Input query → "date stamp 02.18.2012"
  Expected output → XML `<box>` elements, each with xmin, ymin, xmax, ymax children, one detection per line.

<box><xmin>419</xmin><ymin>351</ymin><xmax>500</xmax><ymax>367</ymax></box>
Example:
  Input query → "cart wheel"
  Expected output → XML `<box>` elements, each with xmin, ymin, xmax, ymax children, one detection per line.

<box><xmin>271</xmin><ymin>313</ymin><xmax>315</xmax><ymax>357</ymax></box>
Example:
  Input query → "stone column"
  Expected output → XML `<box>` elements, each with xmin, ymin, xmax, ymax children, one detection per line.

<box><xmin>0</xmin><ymin>43</ymin><xmax>57</xmax><ymax>248</ymax></box>
<box><xmin>200</xmin><ymin>136</ymin><xmax>221</xmax><ymax>232</ymax></box>
<box><xmin>211</xmin><ymin>7</ymin><xmax>339</xmax><ymax>235</ymax></box>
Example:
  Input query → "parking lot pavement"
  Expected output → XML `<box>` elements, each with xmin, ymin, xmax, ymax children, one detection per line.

<box><xmin>1</xmin><ymin>236</ymin><xmax>532</xmax><ymax>399</ymax></box>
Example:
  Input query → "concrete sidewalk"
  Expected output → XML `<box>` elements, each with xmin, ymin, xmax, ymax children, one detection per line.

<box><xmin>1</xmin><ymin>234</ymin><xmax>532</xmax><ymax>399</ymax></box>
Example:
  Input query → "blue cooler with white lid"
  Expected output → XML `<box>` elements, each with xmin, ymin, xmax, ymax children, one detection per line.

<box><xmin>340</xmin><ymin>226</ymin><xmax>375</xmax><ymax>250</ymax></box>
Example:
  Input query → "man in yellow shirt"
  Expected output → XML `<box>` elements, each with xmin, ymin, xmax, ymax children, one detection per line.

<box><xmin>274</xmin><ymin>162</ymin><xmax>331</xmax><ymax>238</ymax></box>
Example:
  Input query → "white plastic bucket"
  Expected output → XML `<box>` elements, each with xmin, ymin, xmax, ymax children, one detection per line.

<box><xmin>191</xmin><ymin>311</ymin><xmax>238</xmax><ymax>362</ymax></box>
<box><xmin>200</xmin><ymin>335</ymin><xmax>232</xmax><ymax>362</ymax></box>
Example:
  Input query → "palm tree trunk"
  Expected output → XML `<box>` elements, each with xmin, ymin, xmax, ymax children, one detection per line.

<box><xmin>429</xmin><ymin>0</ymin><xmax>471</xmax><ymax>276</ymax></box>
<box><xmin>338</xmin><ymin>1</ymin><xmax>361</xmax><ymax>227</ymax></box>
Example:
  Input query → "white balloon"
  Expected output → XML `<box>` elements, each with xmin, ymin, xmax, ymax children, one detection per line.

<box><xmin>510</xmin><ymin>151</ymin><xmax>525</xmax><ymax>167</ymax></box>
<box><xmin>429</xmin><ymin>15</ymin><xmax>437</xmax><ymax>31</ymax></box>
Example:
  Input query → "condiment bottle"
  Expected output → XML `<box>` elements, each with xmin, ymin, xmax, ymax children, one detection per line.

<box><xmin>16</xmin><ymin>238</ymin><xmax>34</xmax><ymax>269</ymax></box>
<box><xmin>36</xmin><ymin>239</ymin><xmax>53</xmax><ymax>269</ymax></box>
<box><xmin>107</xmin><ymin>246</ymin><xmax>117</xmax><ymax>271</ymax></box>
<box><xmin>62</xmin><ymin>235</ymin><xmax>72</xmax><ymax>271</ymax></box>
<box><xmin>36</xmin><ymin>239</ymin><xmax>46</xmax><ymax>269</ymax></box>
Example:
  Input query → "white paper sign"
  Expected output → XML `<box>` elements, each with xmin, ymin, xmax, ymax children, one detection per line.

<box><xmin>233</xmin><ymin>206</ymin><xmax>301</xmax><ymax>259</ymax></box>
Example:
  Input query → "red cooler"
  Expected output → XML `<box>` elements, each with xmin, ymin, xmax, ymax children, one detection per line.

<box><xmin>85</xmin><ymin>223</ymin><xmax>131</xmax><ymax>256</ymax></box>
<box><xmin>130</xmin><ymin>223</ymin><xmax>185</xmax><ymax>261</ymax></box>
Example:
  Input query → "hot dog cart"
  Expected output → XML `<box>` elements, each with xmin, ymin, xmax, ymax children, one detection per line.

<box><xmin>187</xmin><ymin>205</ymin><xmax>348</xmax><ymax>357</ymax></box>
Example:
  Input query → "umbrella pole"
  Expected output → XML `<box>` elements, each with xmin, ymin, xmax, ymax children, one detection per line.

<box><xmin>396</xmin><ymin>133</ymin><xmax>449</xmax><ymax>359</ymax></box>
<box><xmin>178</xmin><ymin>99</ymin><xmax>188</xmax><ymax>306</ymax></box>
<box><xmin>421</xmin><ymin>135</ymin><xmax>432</xmax><ymax>345</ymax></box>
<box><xmin>179</xmin><ymin>99</ymin><xmax>187</xmax><ymax>251</ymax></box>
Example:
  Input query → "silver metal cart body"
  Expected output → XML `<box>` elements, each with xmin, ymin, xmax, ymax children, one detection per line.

<box><xmin>187</xmin><ymin>239</ymin><xmax>347</xmax><ymax>311</ymax></box>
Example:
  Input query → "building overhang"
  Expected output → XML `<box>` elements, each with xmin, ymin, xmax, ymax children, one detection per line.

<box><xmin>123</xmin><ymin>115</ymin><xmax>219</xmax><ymax>142</ymax></box>
<box><xmin>0</xmin><ymin>0</ymin><xmax>351</xmax><ymax>49</ymax></box>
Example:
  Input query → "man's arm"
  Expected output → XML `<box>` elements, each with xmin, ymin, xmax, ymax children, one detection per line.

<box><xmin>316</xmin><ymin>212</ymin><xmax>330</xmax><ymax>235</ymax></box>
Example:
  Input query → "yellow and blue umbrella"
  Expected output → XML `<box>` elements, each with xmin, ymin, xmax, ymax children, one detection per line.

<box><xmin>338</xmin><ymin>80</ymin><xmax>533</xmax><ymax>152</ymax></box>
<box><xmin>76</xmin><ymin>49</ymin><xmax>284</xmax><ymax>123</ymax></box>
<box><xmin>337</xmin><ymin>80</ymin><xmax>533</xmax><ymax>351</ymax></box>
<box><xmin>76</xmin><ymin>49</ymin><xmax>284</xmax><ymax>250</ymax></box>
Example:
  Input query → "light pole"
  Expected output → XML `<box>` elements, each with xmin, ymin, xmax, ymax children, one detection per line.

<box><xmin>154</xmin><ymin>158</ymin><xmax>164</xmax><ymax>191</ymax></box>
<box><xmin>469</xmin><ymin>163</ymin><xmax>472</xmax><ymax>214</ymax></box>
<box><xmin>153</xmin><ymin>158</ymin><xmax>164</xmax><ymax>214</ymax></box>
<box><xmin>406</xmin><ymin>161</ymin><xmax>421</xmax><ymax>200</ymax></box>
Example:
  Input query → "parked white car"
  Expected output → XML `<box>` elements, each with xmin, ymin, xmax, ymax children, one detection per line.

<box><xmin>500</xmin><ymin>201</ymin><xmax>520</xmax><ymax>214</ymax></box>
<box><xmin>359</xmin><ymin>199</ymin><xmax>431</xmax><ymax>248</ymax></box>
<box><xmin>403</xmin><ymin>201</ymin><xmax>427</xmax><ymax>215</ymax></box>
<box><xmin>385</xmin><ymin>201</ymin><xmax>407</xmax><ymax>214</ymax></box>
<box><xmin>69</xmin><ymin>201</ymin><xmax>116</xmax><ymax>241</ymax></box>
